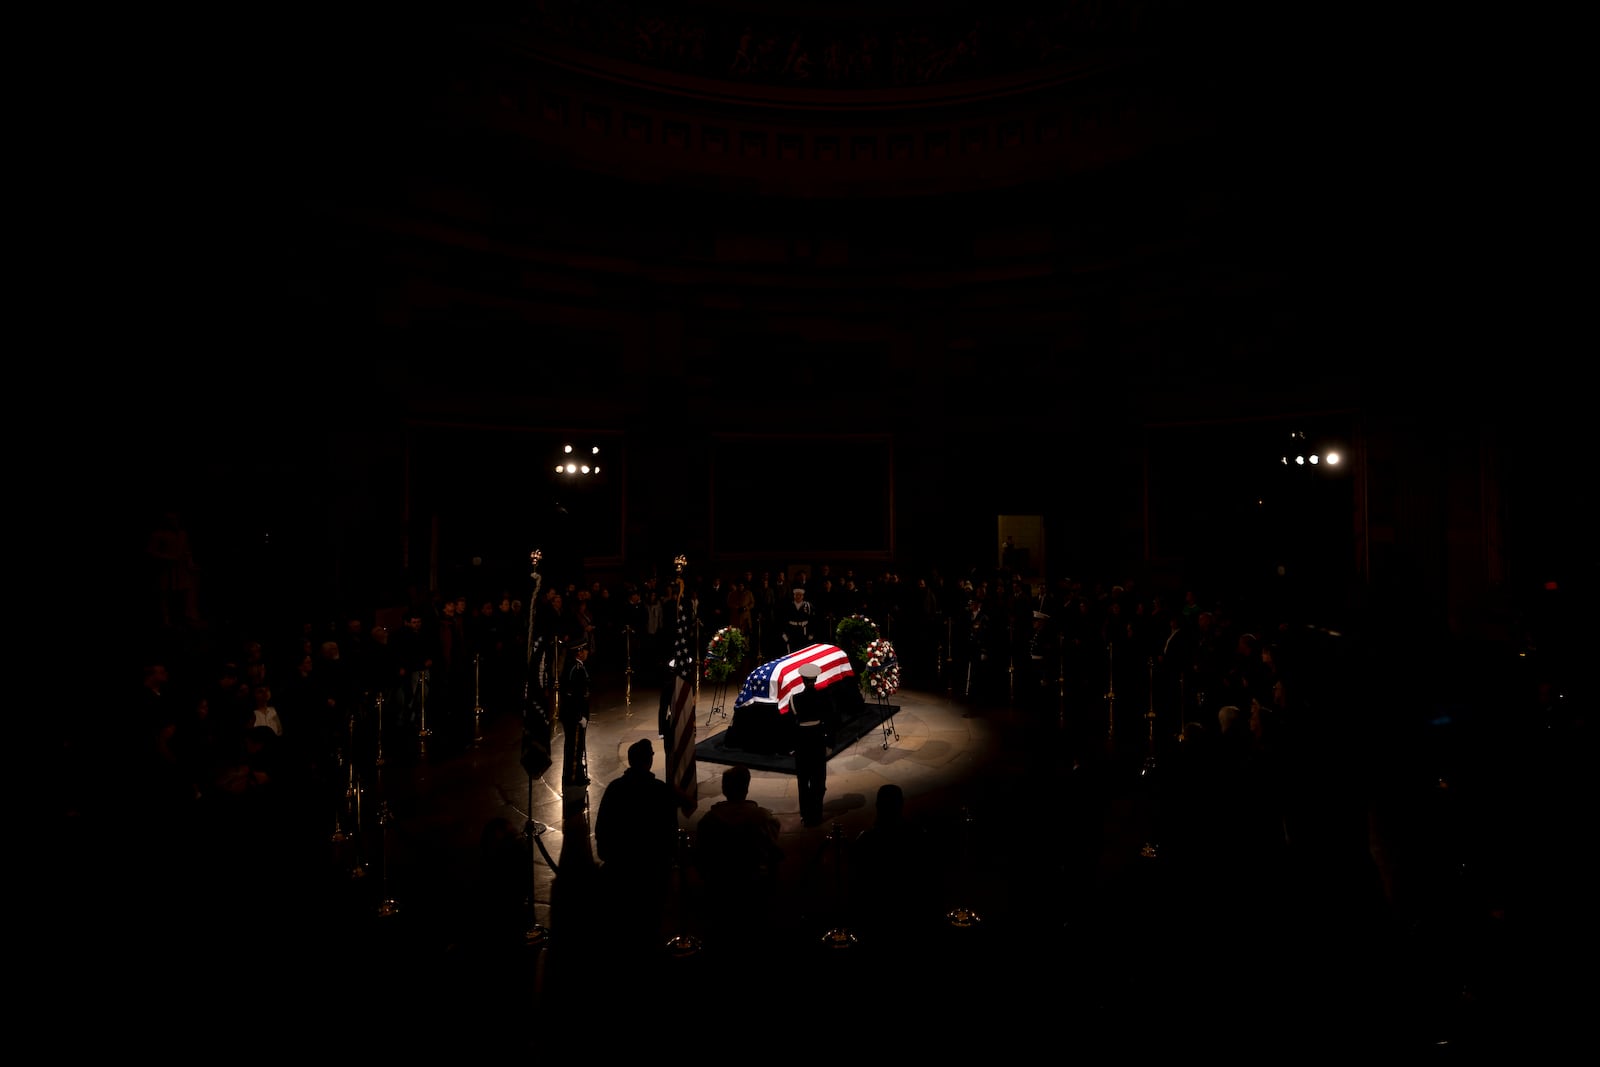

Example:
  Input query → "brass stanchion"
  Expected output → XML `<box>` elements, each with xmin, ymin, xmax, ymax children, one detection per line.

<box><xmin>344</xmin><ymin>710</ymin><xmax>357</xmax><ymax>800</ymax></box>
<box><xmin>348</xmin><ymin>774</ymin><xmax>368</xmax><ymax>879</ymax></box>
<box><xmin>946</xmin><ymin>806</ymin><xmax>983</xmax><ymax>929</ymax></box>
<box><xmin>330</xmin><ymin>767</ymin><xmax>349</xmax><ymax>845</ymax></box>
<box><xmin>374</xmin><ymin>692</ymin><xmax>386</xmax><ymax>768</ymax></box>
<box><xmin>1142</xmin><ymin>656</ymin><xmax>1158</xmax><ymax>776</ymax></box>
<box><xmin>820</xmin><ymin>822</ymin><xmax>858</xmax><ymax>949</ymax></box>
<box><xmin>1104</xmin><ymin>643</ymin><xmax>1117</xmax><ymax>748</ymax></box>
<box><xmin>332</xmin><ymin>709</ymin><xmax>358</xmax><ymax>862</ymax></box>
<box><xmin>623</xmin><ymin>624</ymin><xmax>634</xmax><ymax>707</ymax></box>
<box><xmin>472</xmin><ymin>653</ymin><xmax>484</xmax><ymax>744</ymax></box>
<box><xmin>1008</xmin><ymin>641</ymin><xmax>1016</xmax><ymax>705</ymax></box>
<box><xmin>665</xmin><ymin>828</ymin><xmax>703</xmax><ymax>958</ymax></box>
<box><xmin>934</xmin><ymin>617</ymin><xmax>947</xmax><ymax>700</ymax></box>
<box><xmin>1005</xmin><ymin>616</ymin><xmax>1017</xmax><ymax>705</ymax></box>
<box><xmin>1140</xmin><ymin>654</ymin><xmax>1161</xmax><ymax>860</ymax></box>
<box><xmin>1138</xmin><ymin>665</ymin><xmax>1162</xmax><ymax>860</ymax></box>
<box><xmin>1057</xmin><ymin>634</ymin><xmax>1067</xmax><ymax>732</ymax></box>
<box><xmin>376</xmin><ymin>801</ymin><xmax>399</xmax><ymax>918</ymax></box>
<box><xmin>553</xmin><ymin>638</ymin><xmax>564</xmax><ymax>722</ymax></box>
<box><xmin>416</xmin><ymin>669</ymin><xmax>432</xmax><ymax>756</ymax></box>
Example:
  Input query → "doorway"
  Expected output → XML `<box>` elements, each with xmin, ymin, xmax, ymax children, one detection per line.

<box><xmin>998</xmin><ymin>515</ymin><xmax>1045</xmax><ymax>581</ymax></box>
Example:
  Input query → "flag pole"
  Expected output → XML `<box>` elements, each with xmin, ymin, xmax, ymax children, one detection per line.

<box><xmin>666</xmin><ymin>554</ymin><xmax>699</xmax><ymax>819</ymax></box>
<box><xmin>665</xmin><ymin>827</ymin><xmax>702</xmax><ymax>958</ymax></box>
<box><xmin>663</xmin><ymin>552</ymin><xmax>704</xmax><ymax>960</ymax></box>
<box><xmin>522</xmin><ymin>549</ymin><xmax>551</xmax><ymax>947</ymax></box>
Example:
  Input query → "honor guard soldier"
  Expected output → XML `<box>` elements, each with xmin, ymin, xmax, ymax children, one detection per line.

<box><xmin>561</xmin><ymin>638</ymin><xmax>592</xmax><ymax>786</ymax></box>
<box><xmin>791</xmin><ymin>663</ymin><xmax>829</xmax><ymax>826</ymax></box>
<box><xmin>781</xmin><ymin>585</ymin><xmax>813</xmax><ymax>653</ymax></box>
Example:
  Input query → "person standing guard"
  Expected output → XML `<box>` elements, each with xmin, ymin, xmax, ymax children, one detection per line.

<box><xmin>961</xmin><ymin>596</ymin><xmax>995</xmax><ymax>712</ymax></box>
<box><xmin>791</xmin><ymin>663</ymin><xmax>829</xmax><ymax>827</ymax></box>
<box><xmin>781</xmin><ymin>585</ymin><xmax>813</xmax><ymax>653</ymax></box>
<box><xmin>1027</xmin><ymin>609</ymin><xmax>1056</xmax><ymax>711</ymax></box>
<box><xmin>561</xmin><ymin>637</ymin><xmax>592</xmax><ymax>786</ymax></box>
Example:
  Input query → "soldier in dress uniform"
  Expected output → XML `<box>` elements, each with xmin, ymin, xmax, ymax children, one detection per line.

<box><xmin>1026</xmin><ymin>610</ymin><xmax>1058</xmax><ymax>711</ymax></box>
<box><xmin>960</xmin><ymin>597</ymin><xmax>996</xmax><ymax>712</ymax></box>
<box><xmin>560</xmin><ymin>638</ymin><xmax>591</xmax><ymax>786</ymax></box>
<box><xmin>780</xmin><ymin>585</ymin><xmax>813</xmax><ymax>653</ymax></box>
<box><xmin>790</xmin><ymin>663</ymin><xmax>829</xmax><ymax>827</ymax></box>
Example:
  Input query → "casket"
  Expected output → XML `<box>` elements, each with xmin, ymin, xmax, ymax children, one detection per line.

<box><xmin>723</xmin><ymin>644</ymin><xmax>860</xmax><ymax>754</ymax></box>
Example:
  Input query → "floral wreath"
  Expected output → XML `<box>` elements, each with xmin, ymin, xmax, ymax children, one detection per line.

<box><xmin>834</xmin><ymin>614</ymin><xmax>880</xmax><ymax>659</ymax></box>
<box><xmin>861</xmin><ymin>637</ymin><xmax>900</xmax><ymax>699</ymax></box>
<box><xmin>703</xmin><ymin>626</ymin><xmax>748</xmax><ymax>684</ymax></box>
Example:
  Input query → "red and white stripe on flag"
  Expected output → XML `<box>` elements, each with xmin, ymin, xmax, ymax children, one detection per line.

<box><xmin>735</xmin><ymin>643</ymin><xmax>855</xmax><ymax>716</ymax></box>
<box><xmin>667</xmin><ymin>671</ymin><xmax>697</xmax><ymax>813</ymax></box>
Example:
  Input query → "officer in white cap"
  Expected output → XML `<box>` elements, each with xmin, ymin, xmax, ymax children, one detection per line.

<box><xmin>792</xmin><ymin>662</ymin><xmax>829</xmax><ymax>826</ymax></box>
<box><xmin>781</xmin><ymin>585</ymin><xmax>813</xmax><ymax>653</ymax></box>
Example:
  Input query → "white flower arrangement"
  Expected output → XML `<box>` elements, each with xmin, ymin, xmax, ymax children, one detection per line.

<box><xmin>861</xmin><ymin>637</ymin><xmax>900</xmax><ymax>699</ymax></box>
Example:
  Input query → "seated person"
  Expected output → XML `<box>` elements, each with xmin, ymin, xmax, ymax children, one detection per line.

<box><xmin>850</xmin><ymin>784</ymin><xmax>941</xmax><ymax>946</ymax></box>
<box><xmin>694</xmin><ymin>765</ymin><xmax>783</xmax><ymax>895</ymax></box>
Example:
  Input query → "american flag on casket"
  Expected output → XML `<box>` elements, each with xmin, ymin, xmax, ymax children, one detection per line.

<box><xmin>735</xmin><ymin>643</ymin><xmax>855</xmax><ymax>716</ymax></box>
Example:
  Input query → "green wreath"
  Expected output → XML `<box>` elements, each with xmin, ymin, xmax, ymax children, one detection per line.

<box><xmin>834</xmin><ymin>614</ymin><xmax>880</xmax><ymax>660</ymax></box>
<box><xmin>703</xmin><ymin>626</ymin><xmax>749</xmax><ymax>684</ymax></box>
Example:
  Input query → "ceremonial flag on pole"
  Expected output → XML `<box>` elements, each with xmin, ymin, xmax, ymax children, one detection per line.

<box><xmin>666</xmin><ymin>597</ymin><xmax>699</xmax><ymax>814</ymax></box>
<box><xmin>520</xmin><ymin>696</ymin><xmax>552</xmax><ymax>780</ymax></box>
<box><xmin>735</xmin><ymin>643</ymin><xmax>854</xmax><ymax>716</ymax></box>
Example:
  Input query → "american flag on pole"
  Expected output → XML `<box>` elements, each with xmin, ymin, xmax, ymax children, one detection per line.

<box><xmin>735</xmin><ymin>643</ymin><xmax>854</xmax><ymax>716</ymax></box>
<box><xmin>665</xmin><ymin>595</ymin><xmax>698</xmax><ymax>814</ymax></box>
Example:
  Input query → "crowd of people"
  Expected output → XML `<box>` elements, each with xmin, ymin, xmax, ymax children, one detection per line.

<box><xmin>67</xmin><ymin>535</ymin><xmax>1578</xmax><ymax>1053</ymax></box>
<box><xmin>109</xmin><ymin>555</ymin><xmax>1324</xmax><ymax>810</ymax></box>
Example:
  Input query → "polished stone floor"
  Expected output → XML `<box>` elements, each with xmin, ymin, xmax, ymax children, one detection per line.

<box><xmin>68</xmin><ymin>657</ymin><xmax>1577</xmax><ymax>1057</ymax></box>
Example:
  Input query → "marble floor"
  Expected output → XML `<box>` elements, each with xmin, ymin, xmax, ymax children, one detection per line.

<box><xmin>75</xmin><ymin>656</ymin><xmax>1557</xmax><ymax>1057</ymax></box>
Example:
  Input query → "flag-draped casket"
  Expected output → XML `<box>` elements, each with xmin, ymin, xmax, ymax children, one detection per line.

<box><xmin>725</xmin><ymin>644</ymin><xmax>862</xmax><ymax>754</ymax></box>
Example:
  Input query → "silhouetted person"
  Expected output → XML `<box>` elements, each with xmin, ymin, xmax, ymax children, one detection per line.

<box><xmin>694</xmin><ymin>765</ymin><xmax>783</xmax><ymax>961</ymax></box>
<box><xmin>595</xmin><ymin>738</ymin><xmax>680</xmax><ymax>957</ymax></box>
<box><xmin>849</xmin><ymin>784</ymin><xmax>940</xmax><ymax>953</ymax></box>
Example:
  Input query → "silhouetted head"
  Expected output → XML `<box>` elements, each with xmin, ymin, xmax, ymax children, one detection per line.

<box><xmin>876</xmin><ymin>783</ymin><xmax>905</xmax><ymax>823</ymax></box>
<box><xmin>628</xmin><ymin>738</ymin><xmax>654</xmax><ymax>771</ymax></box>
<box><xmin>722</xmin><ymin>765</ymin><xmax>751</xmax><ymax>801</ymax></box>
